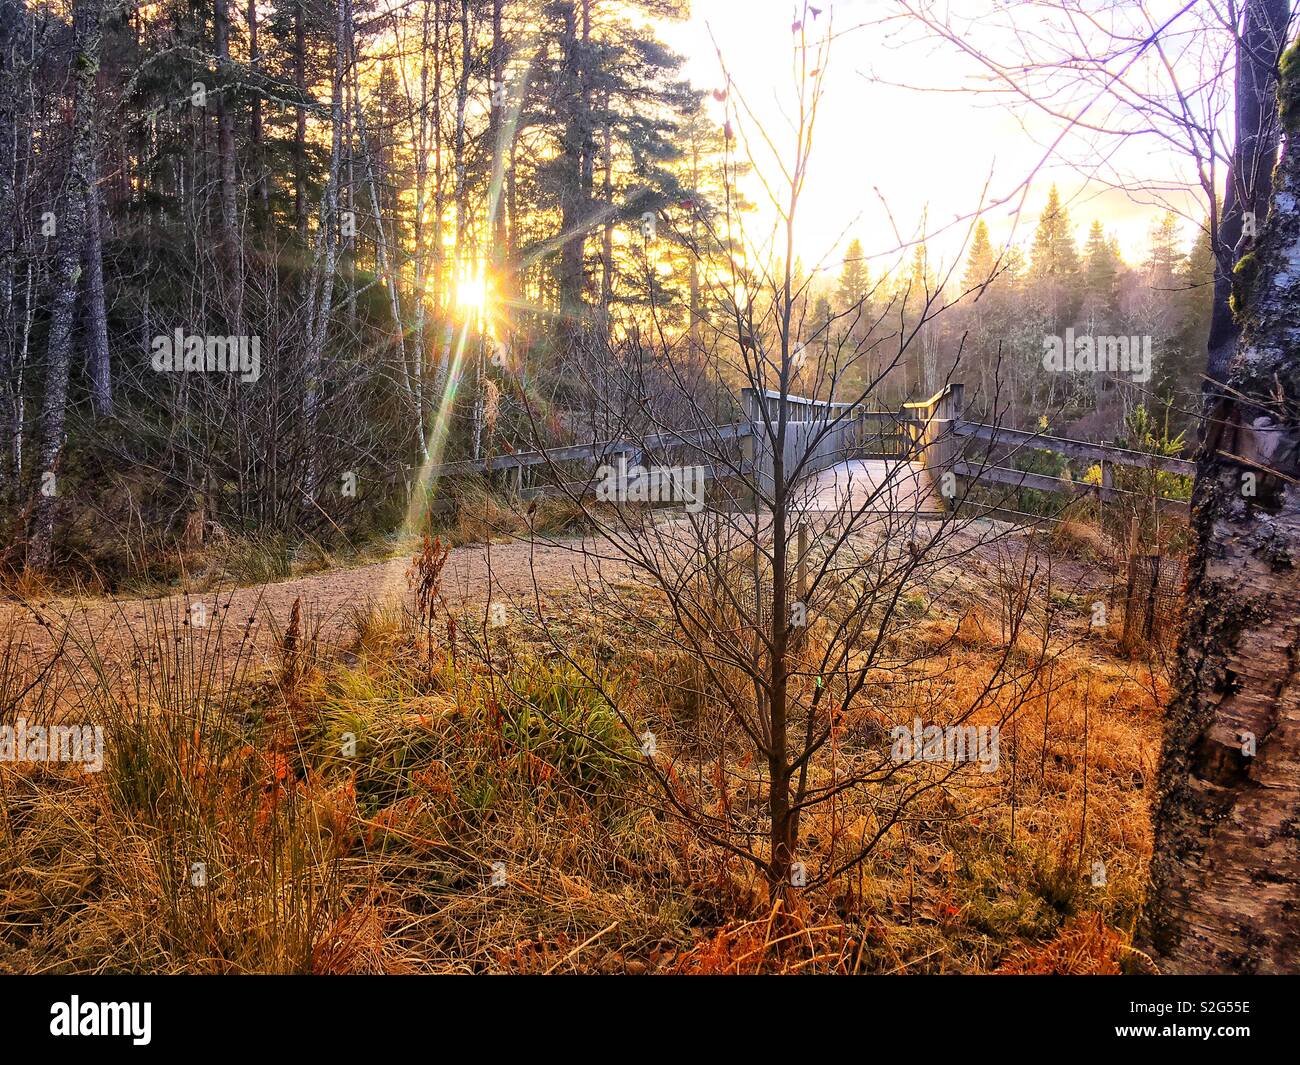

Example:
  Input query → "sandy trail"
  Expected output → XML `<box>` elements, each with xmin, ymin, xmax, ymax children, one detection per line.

<box><xmin>2</xmin><ymin>512</ymin><xmax>1089</xmax><ymax>701</ymax></box>
<box><xmin>1</xmin><ymin>535</ymin><xmax>634</xmax><ymax>691</ymax></box>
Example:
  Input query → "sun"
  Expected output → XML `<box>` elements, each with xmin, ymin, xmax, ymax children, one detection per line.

<box><xmin>454</xmin><ymin>271</ymin><xmax>490</xmax><ymax>316</ymax></box>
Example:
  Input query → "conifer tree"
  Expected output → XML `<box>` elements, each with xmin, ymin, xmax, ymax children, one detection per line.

<box><xmin>1029</xmin><ymin>185</ymin><xmax>1080</xmax><ymax>281</ymax></box>
<box><xmin>1029</xmin><ymin>184</ymin><xmax>1080</xmax><ymax>329</ymax></box>
<box><xmin>1082</xmin><ymin>219</ymin><xmax>1120</xmax><ymax>314</ymax></box>
<box><xmin>962</xmin><ymin>219</ymin><xmax>995</xmax><ymax>294</ymax></box>
<box><xmin>836</xmin><ymin>237</ymin><xmax>869</xmax><ymax>312</ymax></box>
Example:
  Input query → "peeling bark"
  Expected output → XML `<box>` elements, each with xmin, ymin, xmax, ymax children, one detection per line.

<box><xmin>1145</xmin><ymin>34</ymin><xmax>1300</xmax><ymax>973</ymax></box>
<box><xmin>1206</xmin><ymin>0</ymin><xmax>1290</xmax><ymax>386</ymax></box>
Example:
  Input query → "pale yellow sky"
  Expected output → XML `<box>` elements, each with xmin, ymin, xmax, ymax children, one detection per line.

<box><xmin>658</xmin><ymin>0</ymin><xmax>1204</xmax><ymax>285</ymax></box>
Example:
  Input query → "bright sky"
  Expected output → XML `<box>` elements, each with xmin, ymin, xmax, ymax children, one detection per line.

<box><xmin>659</xmin><ymin>0</ymin><xmax>1205</xmax><ymax>286</ymax></box>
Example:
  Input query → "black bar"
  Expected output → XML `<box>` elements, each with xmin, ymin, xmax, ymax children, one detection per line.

<box><xmin>2</xmin><ymin>974</ymin><xmax>1294</xmax><ymax>1053</ymax></box>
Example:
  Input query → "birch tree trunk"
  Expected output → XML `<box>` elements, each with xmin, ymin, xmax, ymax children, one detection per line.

<box><xmin>84</xmin><ymin>146</ymin><xmax>111</xmax><ymax>416</ymax></box>
<box><xmin>293</xmin><ymin>1</ymin><xmax>308</xmax><ymax>239</ymax></box>
<box><xmin>453</xmin><ymin>0</ymin><xmax>470</xmax><ymax>263</ymax></box>
<box><xmin>1205</xmin><ymin>0</ymin><xmax>1291</xmax><ymax>387</ymax></box>
<box><xmin>26</xmin><ymin>0</ymin><xmax>102</xmax><ymax>569</ymax></box>
<box><xmin>411</xmin><ymin>1</ymin><xmax>431</xmax><ymax>450</ymax></box>
<box><xmin>301</xmin><ymin>0</ymin><xmax>346</xmax><ymax>501</ymax></box>
<box><xmin>489</xmin><ymin>0</ymin><xmax>507</xmax><ymax>267</ymax></box>
<box><xmin>214</xmin><ymin>0</ymin><xmax>239</xmax><ymax>303</ymax></box>
<box><xmin>1145</xmin><ymin>34</ymin><xmax>1300</xmax><ymax>974</ymax></box>
<box><xmin>600</xmin><ymin>107</ymin><xmax>612</xmax><ymax>329</ymax></box>
<box><xmin>0</xmin><ymin>0</ymin><xmax>25</xmax><ymax>490</ymax></box>
<box><xmin>433</xmin><ymin>0</ymin><xmax>450</xmax><ymax>389</ymax></box>
<box><xmin>556</xmin><ymin>1</ymin><xmax>586</xmax><ymax>333</ymax></box>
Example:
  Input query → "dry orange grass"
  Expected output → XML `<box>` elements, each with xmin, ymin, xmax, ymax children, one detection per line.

<box><xmin>1050</xmin><ymin>516</ymin><xmax>1118</xmax><ymax>562</ymax></box>
<box><xmin>446</xmin><ymin>484</ymin><xmax>595</xmax><ymax>546</ymax></box>
<box><xmin>997</xmin><ymin>913</ymin><xmax>1125</xmax><ymax>974</ymax></box>
<box><xmin>0</xmin><ymin>529</ymin><xmax>1166</xmax><ymax>974</ymax></box>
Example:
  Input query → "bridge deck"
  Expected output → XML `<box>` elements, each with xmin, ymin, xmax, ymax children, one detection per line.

<box><xmin>792</xmin><ymin>458</ymin><xmax>940</xmax><ymax>515</ymax></box>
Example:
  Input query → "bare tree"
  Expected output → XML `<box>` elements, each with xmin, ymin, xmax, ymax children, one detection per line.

<box><xmin>214</xmin><ymin>0</ymin><xmax>243</xmax><ymax>330</ymax></box>
<box><xmin>491</xmin><ymin>8</ymin><xmax>1056</xmax><ymax>909</ymax></box>
<box><xmin>895</xmin><ymin>0</ymin><xmax>1294</xmax><ymax>391</ymax></box>
<box><xmin>26</xmin><ymin>0</ymin><xmax>104</xmax><ymax>570</ymax></box>
<box><xmin>0</xmin><ymin>0</ymin><xmax>29</xmax><ymax>486</ymax></box>
<box><xmin>301</xmin><ymin>0</ymin><xmax>349</xmax><ymax>500</ymax></box>
<box><xmin>84</xmin><ymin>147</ymin><xmax>111</xmax><ymax>418</ymax></box>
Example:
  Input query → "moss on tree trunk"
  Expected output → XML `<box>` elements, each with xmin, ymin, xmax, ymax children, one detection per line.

<box><xmin>1145</xmin><ymin>31</ymin><xmax>1300</xmax><ymax>973</ymax></box>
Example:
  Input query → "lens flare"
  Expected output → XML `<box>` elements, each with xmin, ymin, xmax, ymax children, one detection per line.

<box><xmin>454</xmin><ymin>271</ymin><xmax>490</xmax><ymax>315</ymax></box>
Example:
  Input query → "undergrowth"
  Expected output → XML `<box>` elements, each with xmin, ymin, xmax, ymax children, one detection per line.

<box><xmin>0</xmin><ymin>532</ymin><xmax>1164</xmax><ymax>973</ymax></box>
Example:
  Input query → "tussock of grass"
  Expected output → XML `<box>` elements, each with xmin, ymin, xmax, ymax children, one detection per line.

<box><xmin>213</xmin><ymin>533</ymin><xmax>296</xmax><ymax>586</ymax></box>
<box><xmin>444</xmin><ymin>483</ymin><xmax>596</xmax><ymax>546</ymax></box>
<box><xmin>1049</xmin><ymin>517</ymin><xmax>1117</xmax><ymax>562</ymax></box>
<box><xmin>0</xmin><ymin>599</ymin><xmax>693</xmax><ymax>972</ymax></box>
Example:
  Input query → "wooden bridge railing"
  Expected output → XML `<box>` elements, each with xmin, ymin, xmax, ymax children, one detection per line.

<box><xmin>740</xmin><ymin>387</ymin><xmax>864</xmax><ymax>498</ymax></box>
<box><xmin>426</xmin><ymin>423</ymin><xmax>746</xmax><ymax>479</ymax></box>
<box><xmin>740</xmin><ymin>384</ymin><xmax>963</xmax><ymax>499</ymax></box>
<box><xmin>423</xmin><ymin>380</ymin><xmax>1196</xmax><ymax>515</ymax></box>
<box><xmin>949</xmin><ymin>415</ymin><xmax>1194</xmax><ymax>513</ymax></box>
<box><xmin>420</xmin><ymin>422</ymin><xmax>750</xmax><ymax>502</ymax></box>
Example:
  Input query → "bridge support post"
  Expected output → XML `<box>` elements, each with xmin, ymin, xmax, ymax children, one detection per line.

<box><xmin>740</xmin><ymin>387</ymin><xmax>774</xmax><ymax>504</ymax></box>
<box><xmin>903</xmin><ymin>383</ymin><xmax>966</xmax><ymax>513</ymax></box>
<box><xmin>937</xmin><ymin>383</ymin><xmax>964</xmax><ymax>512</ymax></box>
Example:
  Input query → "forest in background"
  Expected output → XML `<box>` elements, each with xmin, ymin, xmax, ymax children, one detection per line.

<box><xmin>0</xmin><ymin>0</ymin><xmax>1298</xmax><ymax>980</ymax></box>
<box><xmin>0</xmin><ymin>0</ymin><xmax>1213</xmax><ymax>585</ymax></box>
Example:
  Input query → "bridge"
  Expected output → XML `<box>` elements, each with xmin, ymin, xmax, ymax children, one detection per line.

<box><xmin>427</xmin><ymin>383</ymin><xmax>1196</xmax><ymax>521</ymax></box>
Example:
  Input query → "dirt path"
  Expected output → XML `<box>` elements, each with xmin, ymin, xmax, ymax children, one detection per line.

<box><xmin>2</xmin><ymin>535</ymin><xmax>633</xmax><ymax>688</ymax></box>
<box><xmin>3</xmin><ymin>515</ymin><xmax>1102</xmax><ymax>700</ymax></box>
